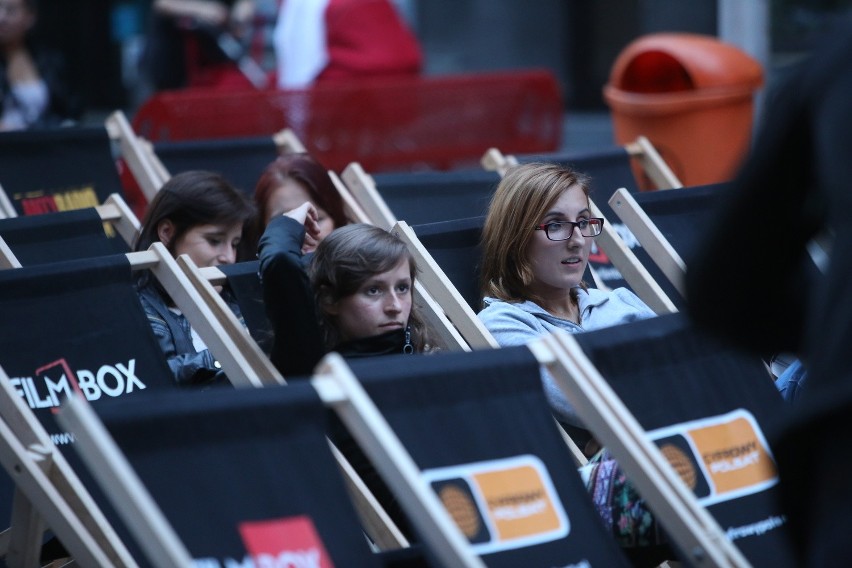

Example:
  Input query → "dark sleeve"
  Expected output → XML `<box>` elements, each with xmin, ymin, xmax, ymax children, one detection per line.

<box><xmin>138</xmin><ymin>287</ymin><xmax>227</xmax><ymax>387</ymax></box>
<box><xmin>684</xmin><ymin>61</ymin><xmax>822</xmax><ymax>355</ymax></box>
<box><xmin>33</xmin><ymin>47</ymin><xmax>84</xmax><ymax>124</ymax></box>
<box><xmin>258</xmin><ymin>216</ymin><xmax>327</xmax><ymax>377</ymax></box>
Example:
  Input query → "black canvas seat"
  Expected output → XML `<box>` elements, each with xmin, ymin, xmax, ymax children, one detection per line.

<box><xmin>0</xmin><ymin>126</ymin><xmax>126</xmax><ymax>216</ymax></box>
<box><xmin>341</xmin><ymin>346</ymin><xmax>631</xmax><ymax>567</ymax></box>
<box><xmin>0</xmin><ymin>207</ymin><xmax>128</xmax><ymax>264</ymax></box>
<box><xmin>153</xmin><ymin>136</ymin><xmax>280</xmax><ymax>195</ymax></box>
<box><xmin>89</xmin><ymin>383</ymin><xmax>386</xmax><ymax>567</ymax></box>
<box><xmin>572</xmin><ymin>313</ymin><xmax>795</xmax><ymax>566</ymax></box>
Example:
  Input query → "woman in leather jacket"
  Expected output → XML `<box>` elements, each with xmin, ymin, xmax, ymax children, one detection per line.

<box><xmin>134</xmin><ymin>170</ymin><xmax>255</xmax><ymax>386</ymax></box>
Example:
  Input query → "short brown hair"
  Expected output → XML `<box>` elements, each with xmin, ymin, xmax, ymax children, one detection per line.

<box><xmin>480</xmin><ymin>162</ymin><xmax>591</xmax><ymax>305</ymax></box>
<box><xmin>135</xmin><ymin>170</ymin><xmax>255</xmax><ymax>254</ymax></box>
<box><xmin>309</xmin><ymin>223</ymin><xmax>436</xmax><ymax>351</ymax></box>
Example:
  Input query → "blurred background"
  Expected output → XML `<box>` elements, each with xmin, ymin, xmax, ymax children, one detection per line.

<box><xmin>30</xmin><ymin>0</ymin><xmax>852</xmax><ymax>123</ymax></box>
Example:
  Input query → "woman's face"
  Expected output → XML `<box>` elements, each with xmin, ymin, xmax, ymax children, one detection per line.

<box><xmin>524</xmin><ymin>185</ymin><xmax>593</xmax><ymax>299</ymax></box>
<box><xmin>326</xmin><ymin>258</ymin><xmax>413</xmax><ymax>342</ymax></box>
<box><xmin>160</xmin><ymin>221</ymin><xmax>243</xmax><ymax>268</ymax></box>
<box><xmin>266</xmin><ymin>178</ymin><xmax>335</xmax><ymax>250</ymax></box>
<box><xmin>0</xmin><ymin>0</ymin><xmax>34</xmax><ymax>46</ymax></box>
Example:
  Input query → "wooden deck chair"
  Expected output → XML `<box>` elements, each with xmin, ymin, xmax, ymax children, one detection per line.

<box><xmin>314</xmin><ymin>346</ymin><xmax>633</xmax><ymax>566</ymax></box>
<box><xmin>180</xmin><ymin>245</ymin><xmax>591</xmax><ymax>540</ymax></box>
<box><xmin>0</xmin><ymin>194</ymin><xmax>140</xmax><ymax>268</ymax></box>
<box><xmin>0</xmin><ymin>124</ymin><xmax>129</xmax><ymax>217</ymax></box>
<box><xmin>57</xmin><ymin>381</ymin><xmax>422</xmax><ymax>568</ymax></box>
<box><xmin>172</xmin><ymin>253</ymin><xmax>422</xmax><ymax>552</ymax></box>
<box><xmin>392</xmin><ymin>220</ymin><xmax>498</xmax><ymax>350</ymax></box>
<box><xmin>347</xmin><ymin>165</ymin><xmax>502</xmax><ymax>227</ymax></box>
<box><xmin>0</xmin><ymin>365</ymin><xmax>136</xmax><ymax>567</ymax></box>
<box><xmin>149</xmin><ymin>136</ymin><xmax>282</xmax><ymax>197</ymax></box>
<box><xmin>113</xmin><ymin>106</ymin><xmax>309</xmax><ymax>203</ymax></box>
<box><xmin>0</xmin><ymin>249</ymin><xmax>187</xmax><ymax>564</ymax></box>
<box><xmin>0</xmin><ymin>243</ymin><xmax>398</xmax><ymax>564</ymax></box>
<box><xmin>607</xmin><ymin>182</ymin><xmax>725</xmax><ymax>298</ymax></box>
<box><xmin>325</xmin><ymin>163</ymin><xmax>469</xmax><ymax>351</ymax></box>
<box><xmin>537</xmin><ymin>312</ymin><xmax>797</xmax><ymax>566</ymax></box>
<box><xmin>106</xmin><ymin>110</ymin><xmax>166</xmax><ymax>202</ymax></box>
<box><xmin>481</xmin><ymin>136</ymin><xmax>682</xmax><ymax>191</ymax></box>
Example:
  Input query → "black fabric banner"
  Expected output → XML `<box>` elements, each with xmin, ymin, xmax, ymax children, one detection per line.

<box><xmin>574</xmin><ymin>313</ymin><xmax>796</xmax><ymax>567</ymax></box>
<box><xmin>412</xmin><ymin>216</ymin><xmax>485</xmax><ymax>312</ymax></box>
<box><xmin>0</xmin><ymin>208</ymin><xmax>127</xmax><ymax>264</ymax></box>
<box><xmin>374</xmin><ymin>169</ymin><xmax>501</xmax><ymax>226</ymax></box>
<box><xmin>155</xmin><ymin>137</ymin><xmax>279</xmax><ymax>196</ymax></box>
<box><xmin>220</xmin><ymin>260</ymin><xmax>273</xmax><ymax>354</ymax></box>
<box><xmin>99</xmin><ymin>383</ymin><xmax>381</xmax><ymax>567</ymax></box>
<box><xmin>518</xmin><ymin>146</ymin><xmax>639</xmax><ymax>195</ymax></box>
<box><xmin>0</xmin><ymin>126</ymin><xmax>124</xmax><ymax>216</ymax></box>
<box><xmin>0</xmin><ymin>254</ymin><xmax>175</xmax><ymax>555</ymax></box>
<box><xmin>631</xmin><ymin>182</ymin><xmax>723</xmax><ymax>263</ymax></box>
<box><xmin>347</xmin><ymin>346</ymin><xmax>630</xmax><ymax>567</ymax></box>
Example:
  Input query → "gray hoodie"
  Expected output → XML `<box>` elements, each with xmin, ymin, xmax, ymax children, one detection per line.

<box><xmin>478</xmin><ymin>287</ymin><xmax>655</xmax><ymax>426</ymax></box>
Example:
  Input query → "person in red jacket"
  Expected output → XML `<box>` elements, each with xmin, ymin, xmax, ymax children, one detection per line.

<box><xmin>273</xmin><ymin>0</ymin><xmax>422</xmax><ymax>88</ymax></box>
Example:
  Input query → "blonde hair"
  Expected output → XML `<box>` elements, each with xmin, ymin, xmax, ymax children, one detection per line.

<box><xmin>480</xmin><ymin>162</ymin><xmax>591</xmax><ymax>305</ymax></box>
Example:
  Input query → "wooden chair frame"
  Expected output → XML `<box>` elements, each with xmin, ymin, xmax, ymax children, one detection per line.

<box><xmin>530</xmin><ymin>331</ymin><xmax>751</xmax><ymax>567</ymax></box>
<box><xmin>177</xmin><ymin>253</ymin><xmax>412</xmax><ymax>551</ymax></box>
<box><xmin>106</xmin><ymin>110</ymin><xmax>165</xmax><ymax>201</ymax></box>
<box><xmin>0</xmin><ymin>184</ymin><xmax>16</xmax><ymax>220</ymax></box>
<box><xmin>0</xmin><ymin>193</ymin><xmax>141</xmax><ymax>270</ymax></box>
<box><xmin>0</xmin><ymin>242</ymin><xmax>406</xmax><ymax>565</ymax></box>
<box><xmin>607</xmin><ymin>187</ymin><xmax>687</xmax><ymax>297</ymax></box>
<box><xmin>57</xmin><ymin>350</ymin><xmax>482</xmax><ymax>568</ymax></box>
<box><xmin>0</xmin><ymin>365</ymin><xmax>137</xmax><ymax>567</ymax></box>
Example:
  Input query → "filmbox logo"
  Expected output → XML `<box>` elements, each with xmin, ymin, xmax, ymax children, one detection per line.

<box><xmin>9</xmin><ymin>357</ymin><xmax>146</xmax><ymax>412</ymax></box>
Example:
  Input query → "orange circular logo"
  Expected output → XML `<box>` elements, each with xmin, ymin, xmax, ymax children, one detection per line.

<box><xmin>439</xmin><ymin>484</ymin><xmax>481</xmax><ymax>538</ymax></box>
<box><xmin>660</xmin><ymin>444</ymin><xmax>697</xmax><ymax>490</ymax></box>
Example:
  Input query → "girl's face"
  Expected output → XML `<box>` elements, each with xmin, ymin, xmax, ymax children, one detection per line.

<box><xmin>326</xmin><ymin>258</ymin><xmax>413</xmax><ymax>342</ymax></box>
<box><xmin>266</xmin><ymin>179</ymin><xmax>335</xmax><ymax>251</ymax></box>
<box><xmin>160</xmin><ymin>221</ymin><xmax>243</xmax><ymax>267</ymax></box>
<box><xmin>524</xmin><ymin>185</ymin><xmax>593</xmax><ymax>299</ymax></box>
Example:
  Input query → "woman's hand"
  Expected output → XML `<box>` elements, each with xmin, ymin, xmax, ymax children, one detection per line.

<box><xmin>283</xmin><ymin>202</ymin><xmax>322</xmax><ymax>254</ymax></box>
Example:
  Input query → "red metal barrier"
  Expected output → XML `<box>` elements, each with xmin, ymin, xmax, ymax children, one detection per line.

<box><xmin>132</xmin><ymin>70</ymin><xmax>563</xmax><ymax>172</ymax></box>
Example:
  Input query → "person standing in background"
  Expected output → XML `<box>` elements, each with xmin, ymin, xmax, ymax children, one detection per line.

<box><xmin>0</xmin><ymin>0</ymin><xmax>81</xmax><ymax>130</ymax></box>
<box><xmin>143</xmin><ymin>0</ymin><xmax>265</xmax><ymax>90</ymax></box>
